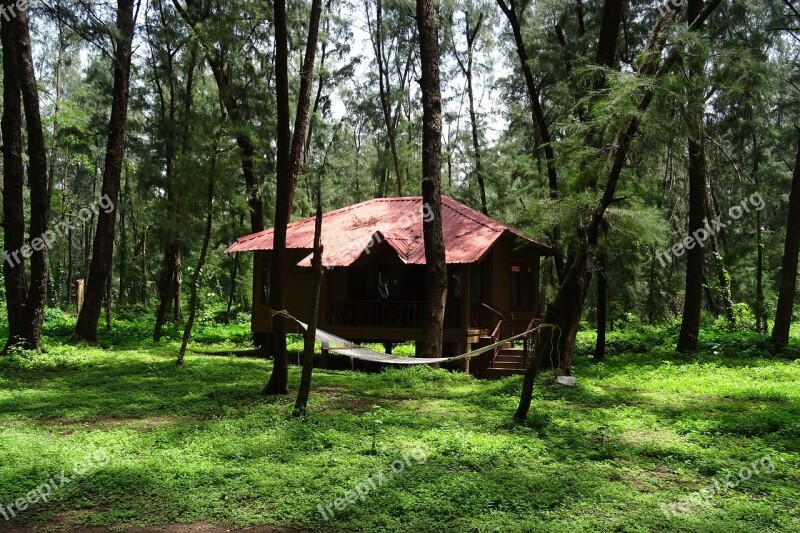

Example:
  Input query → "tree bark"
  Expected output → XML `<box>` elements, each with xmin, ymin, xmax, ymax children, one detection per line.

<box><xmin>265</xmin><ymin>0</ymin><xmax>323</xmax><ymax>395</ymax></box>
<box><xmin>75</xmin><ymin>0</ymin><xmax>136</xmax><ymax>343</ymax></box>
<box><xmin>595</xmin><ymin>0</ymin><xmax>623</xmax><ymax>69</ymax></box>
<box><xmin>416</xmin><ymin>0</ymin><xmax>448</xmax><ymax>358</ymax></box>
<box><xmin>178</xmin><ymin>159</ymin><xmax>216</xmax><ymax>365</ymax></box>
<box><xmin>105</xmin><ymin>267</ymin><xmax>113</xmax><ymax>331</ymax></box>
<box><xmin>677</xmin><ymin>0</ymin><xmax>706</xmax><ymax>353</ymax></box>
<box><xmin>293</xmin><ymin>192</ymin><xmax>324</xmax><ymax>416</ymax></box>
<box><xmin>1</xmin><ymin>4</ymin><xmax>51</xmax><ymax>351</ymax></box>
<box><xmin>1</xmin><ymin>4</ymin><xmax>27</xmax><ymax>349</ymax></box>
<box><xmin>47</xmin><ymin>20</ymin><xmax>67</xmax><ymax>199</ymax></box>
<box><xmin>753</xmin><ymin>132</ymin><xmax>764</xmax><ymax>333</ymax></box>
<box><xmin>704</xmin><ymin>177</ymin><xmax>735</xmax><ymax>326</ymax></box>
<box><xmin>369</xmin><ymin>0</ymin><xmax>407</xmax><ymax>196</ymax></box>
<box><xmin>594</xmin><ymin>251</ymin><xmax>608</xmax><ymax>360</ymax></box>
<box><xmin>772</xmin><ymin>128</ymin><xmax>800</xmax><ymax>347</ymax></box>
<box><xmin>497</xmin><ymin>0</ymin><xmax>566</xmax><ymax>281</ymax></box>
<box><xmin>225</xmin><ymin>253</ymin><xmax>240</xmax><ymax>323</ymax></box>
<box><xmin>496</xmin><ymin>0</ymin><xmax>557</xmax><ymax>198</ymax></box>
<box><xmin>454</xmin><ymin>11</ymin><xmax>488</xmax><ymax>215</ymax></box>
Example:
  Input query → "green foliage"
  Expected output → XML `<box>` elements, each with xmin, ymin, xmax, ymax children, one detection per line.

<box><xmin>361</xmin><ymin>405</ymin><xmax>390</xmax><ymax>455</ymax></box>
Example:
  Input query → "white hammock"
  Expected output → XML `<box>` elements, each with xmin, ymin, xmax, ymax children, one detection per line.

<box><xmin>274</xmin><ymin>310</ymin><xmax>537</xmax><ymax>366</ymax></box>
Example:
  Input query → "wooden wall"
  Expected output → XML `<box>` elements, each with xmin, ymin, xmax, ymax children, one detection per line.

<box><xmin>250</xmin><ymin>236</ymin><xmax>544</xmax><ymax>336</ymax></box>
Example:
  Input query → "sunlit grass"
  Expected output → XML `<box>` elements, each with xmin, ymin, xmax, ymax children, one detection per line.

<box><xmin>0</xmin><ymin>319</ymin><xmax>798</xmax><ymax>531</ymax></box>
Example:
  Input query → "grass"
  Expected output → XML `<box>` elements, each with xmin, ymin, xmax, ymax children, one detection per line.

<box><xmin>0</xmin><ymin>317</ymin><xmax>799</xmax><ymax>532</ymax></box>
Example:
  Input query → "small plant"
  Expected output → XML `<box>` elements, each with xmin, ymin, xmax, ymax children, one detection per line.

<box><xmin>4</xmin><ymin>340</ymin><xmax>31</xmax><ymax>358</ymax></box>
<box><xmin>362</xmin><ymin>405</ymin><xmax>390</xmax><ymax>455</ymax></box>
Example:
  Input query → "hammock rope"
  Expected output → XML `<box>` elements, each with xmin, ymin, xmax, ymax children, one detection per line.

<box><xmin>272</xmin><ymin>310</ymin><xmax>547</xmax><ymax>366</ymax></box>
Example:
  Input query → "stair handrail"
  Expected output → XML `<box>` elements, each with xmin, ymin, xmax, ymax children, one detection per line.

<box><xmin>490</xmin><ymin>319</ymin><xmax>504</xmax><ymax>366</ymax></box>
<box><xmin>482</xmin><ymin>302</ymin><xmax>511</xmax><ymax>319</ymax></box>
<box><xmin>522</xmin><ymin>318</ymin><xmax>538</xmax><ymax>367</ymax></box>
<box><xmin>482</xmin><ymin>303</ymin><xmax>517</xmax><ymax>336</ymax></box>
<box><xmin>491</xmin><ymin>319</ymin><xmax>504</xmax><ymax>340</ymax></box>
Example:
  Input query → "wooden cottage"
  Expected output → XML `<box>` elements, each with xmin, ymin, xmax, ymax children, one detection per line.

<box><xmin>226</xmin><ymin>196</ymin><xmax>552</xmax><ymax>371</ymax></box>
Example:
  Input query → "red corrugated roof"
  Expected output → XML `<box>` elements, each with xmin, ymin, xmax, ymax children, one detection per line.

<box><xmin>225</xmin><ymin>196</ymin><xmax>550</xmax><ymax>266</ymax></box>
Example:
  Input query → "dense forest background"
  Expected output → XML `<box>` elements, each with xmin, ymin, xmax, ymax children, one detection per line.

<box><xmin>1</xmin><ymin>0</ymin><xmax>799</xmax><ymax>350</ymax></box>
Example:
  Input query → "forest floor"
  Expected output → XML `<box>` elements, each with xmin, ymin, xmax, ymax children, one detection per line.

<box><xmin>0</xmin><ymin>317</ymin><xmax>799</xmax><ymax>532</ymax></box>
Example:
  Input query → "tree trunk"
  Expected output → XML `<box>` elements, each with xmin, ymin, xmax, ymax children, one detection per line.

<box><xmin>772</xmin><ymin>128</ymin><xmax>800</xmax><ymax>346</ymax></box>
<box><xmin>594</xmin><ymin>251</ymin><xmax>608</xmax><ymax>360</ymax></box>
<box><xmin>178</xmin><ymin>162</ymin><xmax>216</xmax><ymax>365</ymax></box>
<box><xmin>1</xmin><ymin>5</ymin><xmax>27</xmax><ymax>349</ymax></box>
<box><xmin>154</xmin><ymin>241</ymin><xmax>181</xmax><ymax>341</ymax></box>
<box><xmin>595</xmin><ymin>0</ymin><xmax>623</xmax><ymax>70</ymax></box>
<box><xmin>75</xmin><ymin>0</ymin><xmax>136</xmax><ymax>343</ymax></box>
<box><xmin>753</xmin><ymin>132</ymin><xmax>764</xmax><ymax>333</ymax></box>
<box><xmin>304</xmin><ymin>1</ymin><xmax>332</xmax><ymax>163</ymax></box>
<box><xmin>496</xmin><ymin>0</ymin><xmax>557</xmax><ymax>198</ymax></box>
<box><xmin>704</xmin><ymin>178</ymin><xmax>735</xmax><ymax>326</ymax></box>
<box><xmin>118</xmin><ymin>164</ymin><xmax>130</xmax><ymax>304</ymax></box>
<box><xmin>677</xmin><ymin>138</ymin><xmax>706</xmax><ymax>352</ymax></box>
<box><xmin>454</xmin><ymin>12</ymin><xmax>488</xmax><ymax>215</ymax></box>
<box><xmin>47</xmin><ymin>21</ymin><xmax>66</xmax><ymax>199</ymax></box>
<box><xmin>293</xmin><ymin>192</ymin><xmax>324</xmax><ymax>416</ymax></box>
<box><xmin>67</xmin><ymin>219</ymin><xmax>74</xmax><ymax>308</ymax></box>
<box><xmin>371</xmin><ymin>0</ymin><xmax>406</xmax><ymax>196</ymax></box>
<box><xmin>140</xmin><ymin>230</ymin><xmax>148</xmax><ymax>304</ymax></box>
<box><xmin>677</xmin><ymin>0</ymin><xmax>706</xmax><ymax>353</ymax></box>
<box><xmin>497</xmin><ymin>0</ymin><xmax>567</xmax><ymax>281</ymax></box>
<box><xmin>265</xmin><ymin>0</ymin><xmax>323</xmax><ymax>395</ymax></box>
<box><xmin>416</xmin><ymin>0</ymin><xmax>448</xmax><ymax>358</ymax></box>
<box><xmin>225</xmin><ymin>253</ymin><xmax>240</xmax><ymax>323</ymax></box>
<box><xmin>11</xmin><ymin>5</ymin><xmax>51</xmax><ymax>351</ymax></box>
<box><xmin>105</xmin><ymin>268</ymin><xmax>113</xmax><ymax>331</ymax></box>
<box><xmin>237</xmin><ymin>134</ymin><xmax>265</xmax><ymax>233</ymax></box>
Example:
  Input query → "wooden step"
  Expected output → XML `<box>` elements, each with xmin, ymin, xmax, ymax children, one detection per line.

<box><xmin>492</xmin><ymin>361</ymin><xmax>526</xmax><ymax>369</ymax></box>
<box><xmin>494</xmin><ymin>354</ymin><xmax>525</xmax><ymax>364</ymax></box>
<box><xmin>484</xmin><ymin>367</ymin><xmax>526</xmax><ymax>379</ymax></box>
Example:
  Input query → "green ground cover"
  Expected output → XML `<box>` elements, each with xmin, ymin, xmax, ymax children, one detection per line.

<box><xmin>0</xmin><ymin>317</ymin><xmax>798</xmax><ymax>532</ymax></box>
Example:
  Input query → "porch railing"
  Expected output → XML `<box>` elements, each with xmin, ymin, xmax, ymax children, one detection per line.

<box><xmin>330</xmin><ymin>300</ymin><xmax>461</xmax><ymax>329</ymax></box>
<box><xmin>471</xmin><ymin>303</ymin><xmax>515</xmax><ymax>339</ymax></box>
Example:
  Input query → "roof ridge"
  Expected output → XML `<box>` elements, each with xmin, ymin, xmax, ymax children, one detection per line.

<box><xmin>440</xmin><ymin>196</ymin><xmax>504</xmax><ymax>233</ymax></box>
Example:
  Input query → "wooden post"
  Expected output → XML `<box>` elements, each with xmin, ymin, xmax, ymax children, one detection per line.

<box><xmin>462</xmin><ymin>343</ymin><xmax>471</xmax><ymax>374</ymax></box>
<box><xmin>461</xmin><ymin>265</ymin><xmax>472</xmax><ymax>329</ymax></box>
<box><xmin>75</xmin><ymin>279</ymin><xmax>85</xmax><ymax>316</ymax></box>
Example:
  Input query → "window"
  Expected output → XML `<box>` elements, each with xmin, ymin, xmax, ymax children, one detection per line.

<box><xmin>261</xmin><ymin>259</ymin><xmax>271</xmax><ymax>305</ymax></box>
<box><xmin>449</xmin><ymin>269</ymin><xmax>463</xmax><ymax>300</ymax></box>
<box><xmin>510</xmin><ymin>264</ymin><xmax>535</xmax><ymax>310</ymax></box>
<box><xmin>470</xmin><ymin>263</ymin><xmax>483</xmax><ymax>306</ymax></box>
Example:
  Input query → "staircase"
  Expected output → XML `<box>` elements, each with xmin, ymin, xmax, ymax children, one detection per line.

<box><xmin>484</xmin><ymin>346</ymin><xmax>528</xmax><ymax>380</ymax></box>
